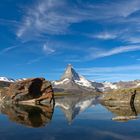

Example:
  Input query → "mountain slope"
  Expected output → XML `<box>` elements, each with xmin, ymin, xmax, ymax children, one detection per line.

<box><xmin>0</xmin><ymin>77</ymin><xmax>15</xmax><ymax>82</ymax></box>
<box><xmin>115</xmin><ymin>80</ymin><xmax>140</xmax><ymax>89</ymax></box>
<box><xmin>0</xmin><ymin>77</ymin><xmax>15</xmax><ymax>89</ymax></box>
<box><xmin>52</xmin><ymin>64</ymin><xmax>140</xmax><ymax>93</ymax></box>
<box><xmin>0</xmin><ymin>77</ymin><xmax>27</xmax><ymax>89</ymax></box>
<box><xmin>52</xmin><ymin>64</ymin><xmax>97</xmax><ymax>93</ymax></box>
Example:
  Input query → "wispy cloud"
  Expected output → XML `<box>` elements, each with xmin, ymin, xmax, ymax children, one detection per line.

<box><xmin>14</xmin><ymin>0</ymin><xmax>140</xmax><ymax>63</ymax></box>
<box><xmin>78</xmin><ymin>65</ymin><xmax>140</xmax><ymax>73</ymax></box>
<box><xmin>53</xmin><ymin>64</ymin><xmax>140</xmax><ymax>81</ymax></box>
<box><xmin>0</xmin><ymin>18</ymin><xmax>20</xmax><ymax>26</ymax></box>
<box><xmin>64</xmin><ymin>59</ymin><xmax>82</xmax><ymax>62</ymax></box>
<box><xmin>88</xmin><ymin>74</ymin><xmax>140</xmax><ymax>82</ymax></box>
<box><xmin>0</xmin><ymin>46</ymin><xmax>18</xmax><ymax>55</ymax></box>
<box><xmin>43</xmin><ymin>43</ymin><xmax>55</xmax><ymax>54</ymax></box>
<box><xmin>125</xmin><ymin>36</ymin><xmax>140</xmax><ymax>44</ymax></box>
<box><xmin>16</xmin><ymin>0</ymin><xmax>140</xmax><ymax>40</ymax></box>
<box><xmin>27</xmin><ymin>56</ymin><xmax>45</xmax><ymax>65</ymax></box>
<box><xmin>77</xmin><ymin>64</ymin><xmax>140</xmax><ymax>81</ymax></box>
<box><xmin>90</xmin><ymin>32</ymin><xmax>118</xmax><ymax>40</ymax></box>
<box><xmin>88</xmin><ymin>45</ymin><xmax>140</xmax><ymax>59</ymax></box>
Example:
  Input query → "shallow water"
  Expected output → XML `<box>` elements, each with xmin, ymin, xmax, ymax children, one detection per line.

<box><xmin>0</xmin><ymin>94</ymin><xmax>140</xmax><ymax>140</ymax></box>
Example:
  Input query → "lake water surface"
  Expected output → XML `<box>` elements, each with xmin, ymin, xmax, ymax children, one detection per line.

<box><xmin>0</xmin><ymin>94</ymin><xmax>140</xmax><ymax>140</ymax></box>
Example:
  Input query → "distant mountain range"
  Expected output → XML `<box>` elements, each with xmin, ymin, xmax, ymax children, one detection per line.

<box><xmin>1</xmin><ymin>64</ymin><xmax>140</xmax><ymax>92</ymax></box>
<box><xmin>0</xmin><ymin>77</ymin><xmax>26</xmax><ymax>83</ymax></box>
<box><xmin>52</xmin><ymin>64</ymin><xmax>140</xmax><ymax>93</ymax></box>
<box><xmin>0</xmin><ymin>77</ymin><xmax>26</xmax><ymax>88</ymax></box>
<box><xmin>0</xmin><ymin>77</ymin><xmax>15</xmax><ymax>83</ymax></box>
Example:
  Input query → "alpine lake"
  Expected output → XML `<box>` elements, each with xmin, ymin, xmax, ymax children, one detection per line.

<box><xmin>0</xmin><ymin>93</ymin><xmax>140</xmax><ymax>140</ymax></box>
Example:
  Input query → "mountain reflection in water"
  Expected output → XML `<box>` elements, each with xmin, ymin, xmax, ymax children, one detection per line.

<box><xmin>1</xmin><ymin>94</ymin><xmax>140</xmax><ymax>127</ymax></box>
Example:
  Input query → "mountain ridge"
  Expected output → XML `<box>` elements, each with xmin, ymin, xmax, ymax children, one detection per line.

<box><xmin>52</xmin><ymin>64</ymin><xmax>98</xmax><ymax>93</ymax></box>
<box><xmin>1</xmin><ymin>65</ymin><xmax>140</xmax><ymax>92</ymax></box>
<box><xmin>52</xmin><ymin>64</ymin><xmax>140</xmax><ymax>93</ymax></box>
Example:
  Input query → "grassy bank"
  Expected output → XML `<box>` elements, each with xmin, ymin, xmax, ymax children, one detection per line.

<box><xmin>104</xmin><ymin>87</ymin><xmax>140</xmax><ymax>94</ymax></box>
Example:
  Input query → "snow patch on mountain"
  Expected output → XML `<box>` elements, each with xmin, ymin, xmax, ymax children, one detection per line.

<box><xmin>52</xmin><ymin>78</ymin><xmax>70</xmax><ymax>85</ymax></box>
<box><xmin>52</xmin><ymin>64</ymin><xmax>96</xmax><ymax>91</ymax></box>
<box><xmin>103</xmin><ymin>81</ymin><xmax>118</xmax><ymax>90</ymax></box>
<box><xmin>75</xmin><ymin>75</ymin><xmax>94</xmax><ymax>89</ymax></box>
<box><xmin>0</xmin><ymin>77</ymin><xmax>15</xmax><ymax>82</ymax></box>
<box><xmin>0</xmin><ymin>77</ymin><xmax>27</xmax><ymax>83</ymax></box>
<box><xmin>137</xmin><ymin>83</ymin><xmax>140</xmax><ymax>87</ymax></box>
<box><xmin>16</xmin><ymin>78</ymin><xmax>27</xmax><ymax>82</ymax></box>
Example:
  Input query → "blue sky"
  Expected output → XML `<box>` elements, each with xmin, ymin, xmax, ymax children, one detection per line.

<box><xmin>1</xmin><ymin>0</ymin><xmax>140</xmax><ymax>82</ymax></box>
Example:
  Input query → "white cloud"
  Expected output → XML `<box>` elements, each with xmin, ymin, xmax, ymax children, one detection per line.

<box><xmin>43</xmin><ymin>43</ymin><xmax>55</xmax><ymax>54</ymax></box>
<box><xmin>89</xmin><ymin>45</ymin><xmax>140</xmax><ymax>59</ymax></box>
<box><xmin>91</xmin><ymin>32</ymin><xmax>118</xmax><ymax>40</ymax></box>
<box><xmin>16</xmin><ymin>0</ymin><xmax>140</xmax><ymax>40</ymax></box>
<box><xmin>78</xmin><ymin>65</ymin><xmax>140</xmax><ymax>73</ymax></box>
<box><xmin>27</xmin><ymin>56</ymin><xmax>45</xmax><ymax>65</ymax></box>
<box><xmin>77</xmin><ymin>65</ymin><xmax>140</xmax><ymax>82</ymax></box>
<box><xmin>0</xmin><ymin>46</ymin><xmax>18</xmax><ymax>55</ymax></box>
<box><xmin>126</xmin><ymin>36</ymin><xmax>140</xmax><ymax>43</ymax></box>
<box><xmin>88</xmin><ymin>74</ymin><xmax>140</xmax><ymax>82</ymax></box>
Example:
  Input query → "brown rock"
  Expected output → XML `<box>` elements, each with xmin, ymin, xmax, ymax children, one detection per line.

<box><xmin>101</xmin><ymin>90</ymin><xmax>139</xmax><ymax>103</ymax></box>
<box><xmin>1</xmin><ymin>78</ymin><xmax>54</xmax><ymax>104</ymax></box>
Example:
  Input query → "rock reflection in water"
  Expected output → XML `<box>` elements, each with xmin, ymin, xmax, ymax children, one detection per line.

<box><xmin>101</xmin><ymin>100</ymin><xmax>140</xmax><ymax>122</ymax></box>
<box><xmin>1</xmin><ymin>93</ymin><xmax>140</xmax><ymax>127</ymax></box>
<box><xmin>0</xmin><ymin>104</ymin><xmax>54</xmax><ymax>128</ymax></box>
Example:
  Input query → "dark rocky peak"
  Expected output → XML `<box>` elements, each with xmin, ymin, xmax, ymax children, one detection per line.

<box><xmin>61</xmin><ymin>64</ymin><xmax>80</xmax><ymax>81</ymax></box>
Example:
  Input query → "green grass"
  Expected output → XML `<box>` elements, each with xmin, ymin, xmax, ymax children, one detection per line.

<box><xmin>53</xmin><ymin>91</ymin><xmax>100</xmax><ymax>97</ymax></box>
<box><xmin>104</xmin><ymin>87</ymin><xmax>140</xmax><ymax>94</ymax></box>
<box><xmin>54</xmin><ymin>92</ymin><xmax>75</xmax><ymax>97</ymax></box>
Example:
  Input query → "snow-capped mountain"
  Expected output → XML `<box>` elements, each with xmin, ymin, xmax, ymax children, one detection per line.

<box><xmin>0</xmin><ymin>77</ymin><xmax>28</xmax><ymax>89</ymax></box>
<box><xmin>103</xmin><ymin>81</ymin><xmax>118</xmax><ymax>89</ymax></box>
<box><xmin>0</xmin><ymin>77</ymin><xmax>27</xmax><ymax>83</ymax></box>
<box><xmin>60</xmin><ymin>64</ymin><xmax>94</xmax><ymax>89</ymax></box>
<box><xmin>99</xmin><ymin>81</ymin><xmax>118</xmax><ymax>91</ymax></box>
<box><xmin>115</xmin><ymin>80</ymin><xmax>140</xmax><ymax>89</ymax></box>
<box><xmin>52</xmin><ymin>64</ymin><xmax>97</xmax><ymax>93</ymax></box>
<box><xmin>0</xmin><ymin>77</ymin><xmax>15</xmax><ymax>88</ymax></box>
<box><xmin>52</xmin><ymin>64</ymin><xmax>121</xmax><ymax>93</ymax></box>
<box><xmin>1</xmin><ymin>65</ymin><xmax>140</xmax><ymax>92</ymax></box>
<box><xmin>16</xmin><ymin>78</ymin><xmax>27</xmax><ymax>82</ymax></box>
<box><xmin>98</xmin><ymin>80</ymin><xmax>140</xmax><ymax>92</ymax></box>
<box><xmin>74</xmin><ymin>75</ymin><xmax>94</xmax><ymax>89</ymax></box>
<box><xmin>52</xmin><ymin>64</ymin><xmax>140</xmax><ymax>93</ymax></box>
<box><xmin>0</xmin><ymin>77</ymin><xmax>15</xmax><ymax>83</ymax></box>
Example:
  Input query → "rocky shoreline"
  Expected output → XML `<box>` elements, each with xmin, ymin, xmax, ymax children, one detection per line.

<box><xmin>101</xmin><ymin>88</ymin><xmax>140</xmax><ymax>103</ymax></box>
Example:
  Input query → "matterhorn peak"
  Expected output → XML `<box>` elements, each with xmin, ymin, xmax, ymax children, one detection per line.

<box><xmin>52</xmin><ymin>64</ymin><xmax>99</xmax><ymax>93</ymax></box>
<box><xmin>61</xmin><ymin>64</ymin><xmax>80</xmax><ymax>81</ymax></box>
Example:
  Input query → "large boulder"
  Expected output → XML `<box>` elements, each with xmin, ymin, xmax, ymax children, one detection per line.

<box><xmin>0</xmin><ymin>78</ymin><xmax>54</xmax><ymax>104</ymax></box>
